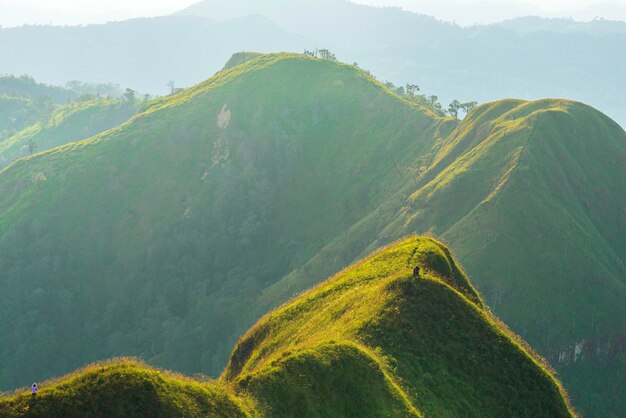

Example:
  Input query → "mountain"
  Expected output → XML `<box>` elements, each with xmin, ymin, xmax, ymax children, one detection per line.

<box><xmin>499</xmin><ymin>16</ymin><xmax>626</xmax><ymax>36</ymax></box>
<box><xmin>262</xmin><ymin>95</ymin><xmax>626</xmax><ymax>417</ymax></box>
<box><xmin>0</xmin><ymin>75</ymin><xmax>77</xmax><ymax>104</ymax></box>
<box><xmin>0</xmin><ymin>15</ymin><xmax>306</xmax><ymax>95</ymax></box>
<box><xmin>0</xmin><ymin>95</ymin><xmax>43</xmax><ymax>141</ymax></box>
<box><xmin>176</xmin><ymin>0</ymin><xmax>461</xmax><ymax>48</ymax></box>
<box><xmin>0</xmin><ymin>98</ymin><xmax>139</xmax><ymax>169</ymax></box>
<box><xmin>0</xmin><ymin>52</ymin><xmax>443</xmax><ymax>390</ymax></box>
<box><xmin>0</xmin><ymin>53</ymin><xmax>623</xmax><ymax>416</ymax></box>
<box><xmin>0</xmin><ymin>237</ymin><xmax>575</xmax><ymax>417</ymax></box>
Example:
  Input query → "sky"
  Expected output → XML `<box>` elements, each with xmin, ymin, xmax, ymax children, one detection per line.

<box><xmin>0</xmin><ymin>0</ymin><xmax>624</xmax><ymax>27</ymax></box>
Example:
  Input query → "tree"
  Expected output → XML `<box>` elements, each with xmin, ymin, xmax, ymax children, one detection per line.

<box><xmin>448</xmin><ymin>100</ymin><xmax>462</xmax><ymax>119</ymax></box>
<box><xmin>167</xmin><ymin>81</ymin><xmax>176</xmax><ymax>95</ymax></box>
<box><xmin>461</xmin><ymin>101</ymin><xmax>478</xmax><ymax>114</ymax></box>
<box><xmin>303</xmin><ymin>49</ymin><xmax>317</xmax><ymax>58</ymax></box>
<box><xmin>124</xmin><ymin>88</ymin><xmax>136</xmax><ymax>103</ymax></box>
<box><xmin>28</xmin><ymin>139</ymin><xmax>37</xmax><ymax>156</ymax></box>
<box><xmin>405</xmin><ymin>84</ymin><xmax>420</xmax><ymax>98</ymax></box>
<box><xmin>318</xmin><ymin>49</ymin><xmax>337</xmax><ymax>61</ymax></box>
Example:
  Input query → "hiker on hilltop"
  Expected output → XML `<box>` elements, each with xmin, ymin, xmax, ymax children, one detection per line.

<box><xmin>31</xmin><ymin>383</ymin><xmax>38</xmax><ymax>398</ymax></box>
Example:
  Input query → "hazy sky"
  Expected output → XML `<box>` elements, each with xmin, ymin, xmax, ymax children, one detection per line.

<box><xmin>0</xmin><ymin>0</ymin><xmax>624</xmax><ymax>27</ymax></box>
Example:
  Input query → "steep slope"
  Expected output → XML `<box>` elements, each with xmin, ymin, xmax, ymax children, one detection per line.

<box><xmin>222</xmin><ymin>52</ymin><xmax>265</xmax><ymax>71</ymax></box>
<box><xmin>266</xmin><ymin>98</ymin><xmax>626</xmax><ymax>417</ymax></box>
<box><xmin>0</xmin><ymin>237</ymin><xmax>575</xmax><ymax>417</ymax></box>
<box><xmin>0</xmin><ymin>98</ymin><xmax>139</xmax><ymax>169</ymax></box>
<box><xmin>0</xmin><ymin>53</ymin><xmax>442</xmax><ymax>390</ymax></box>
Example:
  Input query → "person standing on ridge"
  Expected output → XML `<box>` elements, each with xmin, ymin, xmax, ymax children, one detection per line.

<box><xmin>31</xmin><ymin>383</ymin><xmax>37</xmax><ymax>399</ymax></box>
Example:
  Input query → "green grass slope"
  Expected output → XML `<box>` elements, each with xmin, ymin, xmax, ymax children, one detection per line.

<box><xmin>0</xmin><ymin>359</ymin><xmax>250</xmax><ymax>418</ymax></box>
<box><xmin>0</xmin><ymin>95</ymin><xmax>42</xmax><ymax>141</ymax></box>
<box><xmin>0</xmin><ymin>53</ymin><xmax>443</xmax><ymax>390</ymax></box>
<box><xmin>222</xmin><ymin>52</ymin><xmax>266</xmax><ymax>71</ymax></box>
<box><xmin>225</xmin><ymin>236</ymin><xmax>573</xmax><ymax>418</ymax></box>
<box><xmin>1</xmin><ymin>237</ymin><xmax>575</xmax><ymax>417</ymax></box>
<box><xmin>266</xmin><ymin>98</ymin><xmax>625</xmax><ymax>417</ymax></box>
<box><xmin>0</xmin><ymin>98</ymin><xmax>139</xmax><ymax>169</ymax></box>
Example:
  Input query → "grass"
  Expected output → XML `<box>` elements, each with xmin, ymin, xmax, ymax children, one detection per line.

<box><xmin>0</xmin><ymin>98</ymin><xmax>138</xmax><ymax>169</ymax></box>
<box><xmin>0</xmin><ymin>358</ymin><xmax>251</xmax><ymax>418</ymax></box>
<box><xmin>224</xmin><ymin>236</ymin><xmax>575</xmax><ymax>417</ymax></box>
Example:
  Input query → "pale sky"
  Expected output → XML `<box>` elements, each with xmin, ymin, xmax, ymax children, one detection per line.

<box><xmin>0</xmin><ymin>0</ymin><xmax>624</xmax><ymax>27</ymax></box>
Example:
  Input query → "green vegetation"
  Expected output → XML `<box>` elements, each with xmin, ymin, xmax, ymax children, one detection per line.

<box><xmin>0</xmin><ymin>95</ymin><xmax>43</xmax><ymax>141</ymax></box>
<box><xmin>0</xmin><ymin>98</ymin><xmax>139</xmax><ymax>168</ymax></box>
<box><xmin>0</xmin><ymin>237</ymin><xmax>575</xmax><ymax>417</ymax></box>
<box><xmin>0</xmin><ymin>53</ymin><xmax>622</xmax><ymax>416</ymax></box>
<box><xmin>222</xmin><ymin>52</ymin><xmax>266</xmax><ymax>71</ymax></box>
<box><xmin>0</xmin><ymin>52</ymin><xmax>443</xmax><ymax>391</ymax></box>
<box><xmin>0</xmin><ymin>358</ymin><xmax>250</xmax><ymax>418</ymax></box>
<box><xmin>225</xmin><ymin>236</ymin><xmax>574</xmax><ymax>417</ymax></box>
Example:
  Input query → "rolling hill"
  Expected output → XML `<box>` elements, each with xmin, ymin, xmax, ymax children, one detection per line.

<box><xmin>0</xmin><ymin>53</ymin><xmax>623</xmax><ymax>416</ymax></box>
<box><xmin>0</xmin><ymin>52</ymin><xmax>444</xmax><ymax>391</ymax></box>
<box><xmin>0</xmin><ymin>98</ymin><xmax>139</xmax><ymax>169</ymax></box>
<box><xmin>0</xmin><ymin>237</ymin><xmax>575</xmax><ymax>417</ymax></box>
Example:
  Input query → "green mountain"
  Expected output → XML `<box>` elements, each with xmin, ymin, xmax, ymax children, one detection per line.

<box><xmin>0</xmin><ymin>52</ymin><xmax>442</xmax><ymax>389</ymax></box>
<box><xmin>0</xmin><ymin>236</ymin><xmax>575</xmax><ymax>417</ymax></box>
<box><xmin>264</xmin><ymin>96</ymin><xmax>626</xmax><ymax>416</ymax></box>
<box><xmin>0</xmin><ymin>53</ymin><xmax>623</xmax><ymax>416</ymax></box>
<box><xmin>0</xmin><ymin>95</ymin><xmax>44</xmax><ymax>141</ymax></box>
<box><xmin>0</xmin><ymin>98</ymin><xmax>139</xmax><ymax>169</ymax></box>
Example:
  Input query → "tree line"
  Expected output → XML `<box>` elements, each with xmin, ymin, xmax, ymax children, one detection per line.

<box><xmin>303</xmin><ymin>49</ymin><xmax>477</xmax><ymax>119</ymax></box>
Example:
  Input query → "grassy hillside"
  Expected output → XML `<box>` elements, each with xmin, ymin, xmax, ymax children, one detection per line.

<box><xmin>225</xmin><ymin>236</ymin><xmax>574</xmax><ymax>417</ymax></box>
<box><xmin>0</xmin><ymin>237</ymin><xmax>575</xmax><ymax>417</ymax></box>
<box><xmin>0</xmin><ymin>95</ymin><xmax>43</xmax><ymax>141</ymax></box>
<box><xmin>265</xmin><ymin>97</ymin><xmax>626</xmax><ymax>417</ymax></box>
<box><xmin>222</xmin><ymin>52</ymin><xmax>266</xmax><ymax>71</ymax></box>
<box><xmin>0</xmin><ymin>359</ymin><xmax>250</xmax><ymax>418</ymax></box>
<box><xmin>0</xmin><ymin>53</ymin><xmax>443</xmax><ymax>391</ymax></box>
<box><xmin>0</xmin><ymin>98</ymin><xmax>139</xmax><ymax>169</ymax></box>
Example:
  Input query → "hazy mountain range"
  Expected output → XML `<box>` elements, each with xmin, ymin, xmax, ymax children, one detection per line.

<box><xmin>0</xmin><ymin>0</ymin><xmax>624</xmax><ymax>128</ymax></box>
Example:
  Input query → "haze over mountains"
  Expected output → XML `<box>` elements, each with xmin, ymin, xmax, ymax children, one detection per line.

<box><xmin>0</xmin><ymin>0</ymin><xmax>624</xmax><ymax>128</ymax></box>
<box><xmin>0</xmin><ymin>53</ymin><xmax>623</xmax><ymax>416</ymax></box>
